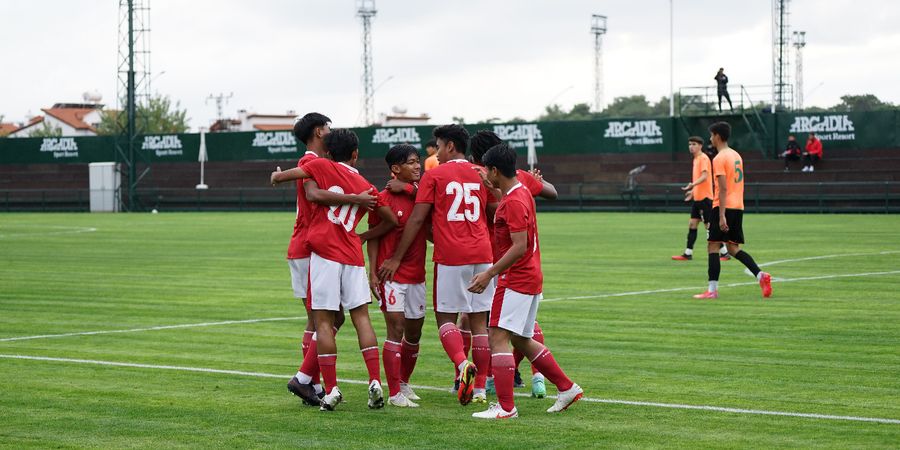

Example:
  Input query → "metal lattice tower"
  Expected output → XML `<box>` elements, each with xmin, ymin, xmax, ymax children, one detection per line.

<box><xmin>206</xmin><ymin>92</ymin><xmax>234</xmax><ymax>126</ymax></box>
<box><xmin>793</xmin><ymin>31</ymin><xmax>807</xmax><ymax>110</ymax></box>
<box><xmin>772</xmin><ymin>0</ymin><xmax>791</xmax><ymax>111</ymax></box>
<box><xmin>116</xmin><ymin>0</ymin><xmax>152</xmax><ymax>211</ymax></box>
<box><xmin>118</xmin><ymin>0</ymin><xmax>152</xmax><ymax>112</ymax></box>
<box><xmin>591</xmin><ymin>14</ymin><xmax>608</xmax><ymax>113</ymax></box>
<box><xmin>357</xmin><ymin>0</ymin><xmax>377</xmax><ymax>126</ymax></box>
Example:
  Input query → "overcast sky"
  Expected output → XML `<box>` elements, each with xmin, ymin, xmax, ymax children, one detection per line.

<box><xmin>2</xmin><ymin>0</ymin><xmax>899</xmax><ymax>131</ymax></box>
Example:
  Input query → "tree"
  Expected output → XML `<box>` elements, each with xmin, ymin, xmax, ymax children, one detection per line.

<box><xmin>828</xmin><ymin>94</ymin><xmax>895</xmax><ymax>112</ymax></box>
<box><xmin>599</xmin><ymin>95</ymin><xmax>655</xmax><ymax>118</ymax></box>
<box><xmin>538</xmin><ymin>103</ymin><xmax>595</xmax><ymax>121</ymax></box>
<box><xmin>29</xmin><ymin>121</ymin><xmax>63</xmax><ymax>138</ymax></box>
<box><xmin>96</xmin><ymin>94</ymin><xmax>189</xmax><ymax>135</ymax></box>
<box><xmin>451</xmin><ymin>116</ymin><xmax>466</xmax><ymax>125</ymax></box>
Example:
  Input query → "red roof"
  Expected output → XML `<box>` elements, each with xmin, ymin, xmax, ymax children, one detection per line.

<box><xmin>253</xmin><ymin>124</ymin><xmax>293</xmax><ymax>131</ymax></box>
<box><xmin>0</xmin><ymin>123</ymin><xmax>19</xmax><ymax>135</ymax></box>
<box><xmin>41</xmin><ymin>107</ymin><xmax>98</xmax><ymax>131</ymax></box>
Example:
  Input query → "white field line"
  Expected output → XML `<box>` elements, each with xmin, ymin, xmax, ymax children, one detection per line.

<box><xmin>742</xmin><ymin>250</ymin><xmax>900</xmax><ymax>276</ymax></box>
<box><xmin>0</xmin><ymin>225</ymin><xmax>98</xmax><ymax>238</ymax></box>
<box><xmin>541</xmin><ymin>270</ymin><xmax>900</xmax><ymax>303</ymax></box>
<box><xmin>0</xmin><ymin>317</ymin><xmax>305</xmax><ymax>342</ymax></box>
<box><xmin>4</xmin><ymin>269</ymin><xmax>898</xmax><ymax>342</ymax></box>
<box><xmin>1</xmin><ymin>354</ymin><xmax>898</xmax><ymax>425</ymax></box>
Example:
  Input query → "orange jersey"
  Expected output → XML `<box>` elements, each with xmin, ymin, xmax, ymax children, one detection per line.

<box><xmin>712</xmin><ymin>148</ymin><xmax>745</xmax><ymax>210</ymax></box>
<box><xmin>692</xmin><ymin>152</ymin><xmax>713</xmax><ymax>201</ymax></box>
<box><xmin>424</xmin><ymin>154</ymin><xmax>439</xmax><ymax>171</ymax></box>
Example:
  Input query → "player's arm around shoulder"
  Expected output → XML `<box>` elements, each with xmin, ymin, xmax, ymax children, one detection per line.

<box><xmin>303</xmin><ymin>180</ymin><xmax>377</xmax><ymax>209</ymax></box>
<box><xmin>378</xmin><ymin>202</ymin><xmax>431</xmax><ymax>281</ymax></box>
<box><xmin>359</xmin><ymin>200</ymin><xmax>399</xmax><ymax>243</ymax></box>
<box><xmin>270</xmin><ymin>165</ymin><xmax>309</xmax><ymax>185</ymax></box>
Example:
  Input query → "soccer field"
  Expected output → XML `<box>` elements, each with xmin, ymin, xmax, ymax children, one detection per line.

<box><xmin>1</xmin><ymin>212</ymin><xmax>899</xmax><ymax>448</ymax></box>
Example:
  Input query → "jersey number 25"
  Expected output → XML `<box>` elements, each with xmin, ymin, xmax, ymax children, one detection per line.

<box><xmin>445</xmin><ymin>181</ymin><xmax>481</xmax><ymax>223</ymax></box>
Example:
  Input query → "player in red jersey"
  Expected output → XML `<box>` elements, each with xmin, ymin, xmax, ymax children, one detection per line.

<box><xmin>379</xmin><ymin>124</ymin><xmax>497</xmax><ymax>406</ymax></box>
<box><xmin>272</xmin><ymin>128</ymin><xmax>395</xmax><ymax>411</ymax></box>
<box><xmin>367</xmin><ymin>144</ymin><xmax>428</xmax><ymax>408</ymax></box>
<box><xmin>466</xmin><ymin>130</ymin><xmax>558</xmax><ymax>401</ymax></box>
<box><xmin>468</xmin><ymin>143</ymin><xmax>583</xmax><ymax>419</ymax></box>
<box><xmin>284</xmin><ymin>113</ymin><xmax>370</xmax><ymax>406</ymax></box>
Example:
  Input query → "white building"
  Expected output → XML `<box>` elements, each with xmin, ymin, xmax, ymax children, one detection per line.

<box><xmin>378</xmin><ymin>106</ymin><xmax>430</xmax><ymax>127</ymax></box>
<box><xmin>8</xmin><ymin>103</ymin><xmax>103</xmax><ymax>137</ymax></box>
<box><xmin>209</xmin><ymin>109</ymin><xmax>296</xmax><ymax>132</ymax></box>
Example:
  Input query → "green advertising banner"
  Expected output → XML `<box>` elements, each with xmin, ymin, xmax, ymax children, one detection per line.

<box><xmin>2</xmin><ymin>111</ymin><xmax>897</xmax><ymax>165</ymax></box>
<box><xmin>0</xmin><ymin>135</ymin><xmax>116</xmax><ymax>164</ymax></box>
<box><xmin>774</xmin><ymin>111</ymin><xmax>898</xmax><ymax>150</ymax></box>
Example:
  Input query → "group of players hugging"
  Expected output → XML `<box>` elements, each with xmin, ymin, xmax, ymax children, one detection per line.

<box><xmin>270</xmin><ymin>112</ymin><xmax>582</xmax><ymax>419</ymax></box>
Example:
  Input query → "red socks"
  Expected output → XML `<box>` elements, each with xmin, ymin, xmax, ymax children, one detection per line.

<box><xmin>461</xmin><ymin>329</ymin><xmax>472</xmax><ymax>359</ymax></box>
<box><xmin>318</xmin><ymin>353</ymin><xmax>337</xmax><ymax>391</ymax></box>
<box><xmin>492</xmin><ymin>353</ymin><xmax>516</xmax><ymax>412</ymax></box>
<box><xmin>400</xmin><ymin>338</ymin><xmax>419</xmax><ymax>383</ymax></box>
<box><xmin>531</xmin><ymin>322</ymin><xmax>544</xmax><ymax>375</ymax></box>
<box><xmin>361</xmin><ymin>346</ymin><xmax>381</xmax><ymax>383</ymax></box>
<box><xmin>472</xmin><ymin>334</ymin><xmax>490</xmax><ymax>389</ymax></box>
<box><xmin>439</xmin><ymin>322</ymin><xmax>467</xmax><ymax>367</ymax></box>
<box><xmin>529</xmin><ymin>344</ymin><xmax>573</xmax><ymax>392</ymax></box>
<box><xmin>299</xmin><ymin>333</ymin><xmax>321</xmax><ymax>384</ymax></box>
<box><xmin>301</xmin><ymin>330</ymin><xmax>314</xmax><ymax>357</ymax></box>
<box><xmin>382</xmin><ymin>341</ymin><xmax>402</xmax><ymax>396</ymax></box>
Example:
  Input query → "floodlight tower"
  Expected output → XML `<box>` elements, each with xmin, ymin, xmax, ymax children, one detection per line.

<box><xmin>591</xmin><ymin>14</ymin><xmax>608</xmax><ymax>113</ymax></box>
<box><xmin>116</xmin><ymin>0</ymin><xmax>152</xmax><ymax>211</ymax></box>
<box><xmin>772</xmin><ymin>0</ymin><xmax>791</xmax><ymax>111</ymax></box>
<box><xmin>793</xmin><ymin>31</ymin><xmax>807</xmax><ymax>110</ymax></box>
<box><xmin>206</xmin><ymin>92</ymin><xmax>234</xmax><ymax>126</ymax></box>
<box><xmin>357</xmin><ymin>0</ymin><xmax>377</xmax><ymax>126</ymax></box>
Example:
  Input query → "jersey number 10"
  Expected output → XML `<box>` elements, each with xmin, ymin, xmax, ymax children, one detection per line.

<box><xmin>326</xmin><ymin>186</ymin><xmax>360</xmax><ymax>232</ymax></box>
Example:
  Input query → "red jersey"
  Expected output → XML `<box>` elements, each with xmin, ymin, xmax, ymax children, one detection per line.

<box><xmin>303</xmin><ymin>158</ymin><xmax>380</xmax><ymax>267</ymax></box>
<box><xmin>287</xmin><ymin>151</ymin><xmax>319</xmax><ymax>259</ymax></box>
<box><xmin>488</xmin><ymin>170</ymin><xmax>543</xmax><ymax>262</ymax></box>
<box><xmin>368</xmin><ymin>189</ymin><xmax>427</xmax><ymax>284</ymax></box>
<box><xmin>415</xmin><ymin>158</ymin><xmax>493</xmax><ymax>265</ymax></box>
<box><xmin>517</xmin><ymin>169</ymin><xmax>543</xmax><ymax>197</ymax></box>
<box><xmin>493</xmin><ymin>183</ymin><xmax>542</xmax><ymax>294</ymax></box>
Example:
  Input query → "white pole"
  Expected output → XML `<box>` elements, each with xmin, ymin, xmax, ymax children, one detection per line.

<box><xmin>196</xmin><ymin>129</ymin><xmax>209</xmax><ymax>190</ymax></box>
<box><xmin>669</xmin><ymin>0</ymin><xmax>674</xmax><ymax>117</ymax></box>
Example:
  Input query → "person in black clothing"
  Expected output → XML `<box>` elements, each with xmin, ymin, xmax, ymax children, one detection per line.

<box><xmin>715</xmin><ymin>68</ymin><xmax>733</xmax><ymax>113</ymax></box>
<box><xmin>780</xmin><ymin>135</ymin><xmax>803</xmax><ymax>172</ymax></box>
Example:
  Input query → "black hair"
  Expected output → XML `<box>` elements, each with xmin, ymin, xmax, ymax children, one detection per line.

<box><xmin>688</xmin><ymin>136</ymin><xmax>704</xmax><ymax>145</ymax></box>
<box><xmin>708</xmin><ymin>121</ymin><xmax>731</xmax><ymax>142</ymax></box>
<box><xmin>432</xmin><ymin>124</ymin><xmax>469</xmax><ymax>155</ymax></box>
<box><xmin>323</xmin><ymin>128</ymin><xmax>359</xmax><ymax>162</ymax></box>
<box><xmin>425</xmin><ymin>139</ymin><xmax>437</xmax><ymax>149</ymax></box>
<box><xmin>385</xmin><ymin>144</ymin><xmax>419</xmax><ymax>167</ymax></box>
<box><xmin>292</xmin><ymin>112</ymin><xmax>331</xmax><ymax>145</ymax></box>
<box><xmin>469</xmin><ymin>130</ymin><xmax>503</xmax><ymax>164</ymax></box>
<box><xmin>481</xmin><ymin>143</ymin><xmax>517</xmax><ymax>178</ymax></box>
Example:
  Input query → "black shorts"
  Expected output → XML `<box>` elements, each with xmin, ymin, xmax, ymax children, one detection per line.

<box><xmin>707</xmin><ymin>207</ymin><xmax>744</xmax><ymax>244</ymax></box>
<box><xmin>690</xmin><ymin>199</ymin><xmax>713</xmax><ymax>223</ymax></box>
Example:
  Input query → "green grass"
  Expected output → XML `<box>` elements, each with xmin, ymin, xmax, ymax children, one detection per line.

<box><xmin>1</xmin><ymin>212</ymin><xmax>899</xmax><ymax>449</ymax></box>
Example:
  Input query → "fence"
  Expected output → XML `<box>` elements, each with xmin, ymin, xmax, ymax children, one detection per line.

<box><xmin>2</xmin><ymin>110</ymin><xmax>898</xmax><ymax>165</ymax></box>
<box><xmin>3</xmin><ymin>182</ymin><xmax>898</xmax><ymax>214</ymax></box>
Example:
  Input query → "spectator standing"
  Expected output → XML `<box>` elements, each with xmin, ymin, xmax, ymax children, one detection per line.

<box><xmin>715</xmin><ymin>68</ymin><xmax>734</xmax><ymax>113</ymax></box>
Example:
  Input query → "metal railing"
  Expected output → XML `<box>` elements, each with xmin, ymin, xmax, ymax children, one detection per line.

<box><xmin>677</xmin><ymin>84</ymin><xmax>792</xmax><ymax>116</ymax></box>
<box><xmin>2</xmin><ymin>182</ymin><xmax>898</xmax><ymax>214</ymax></box>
